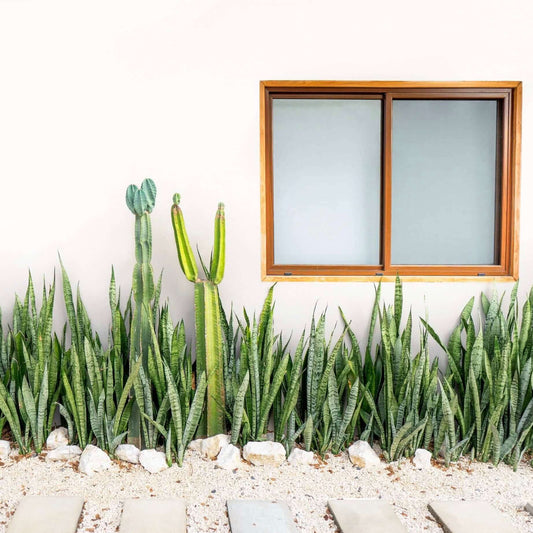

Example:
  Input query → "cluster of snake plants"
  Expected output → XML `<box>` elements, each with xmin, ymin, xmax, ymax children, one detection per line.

<box><xmin>222</xmin><ymin>285</ymin><xmax>294</xmax><ymax>448</ymax></box>
<box><xmin>352</xmin><ymin>278</ymin><xmax>440</xmax><ymax>461</ymax></box>
<box><xmin>224</xmin><ymin>288</ymin><xmax>364</xmax><ymax>456</ymax></box>
<box><xmin>171</xmin><ymin>194</ymin><xmax>226</xmax><ymax>437</ymax></box>
<box><xmin>0</xmin><ymin>273</ymin><xmax>60</xmax><ymax>453</ymax></box>
<box><xmin>58</xmin><ymin>264</ymin><xmax>141</xmax><ymax>452</ymax></box>
<box><xmin>424</xmin><ymin>284</ymin><xmax>533</xmax><ymax>469</ymax></box>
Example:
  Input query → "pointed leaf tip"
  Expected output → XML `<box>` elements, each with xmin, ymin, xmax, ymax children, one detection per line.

<box><xmin>173</xmin><ymin>193</ymin><xmax>181</xmax><ymax>205</ymax></box>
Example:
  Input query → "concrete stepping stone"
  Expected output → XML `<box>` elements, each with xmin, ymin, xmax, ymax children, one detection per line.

<box><xmin>7</xmin><ymin>495</ymin><xmax>84</xmax><ymax>533</ymax></box>
<box><xmin>227</xmin><ymin>499</ymin><xmax>297</xmax><ymax>533</ymax></box>
<box><xmin>119</xmin><ymin>499</ymin><xmax>186</xmax><ymax>533</ymax></box>
<box><xmin>328</xmin><ymin>499</ymin><xmax>406</xmax><ymax>532</ymax></box>
<box><xmin>428</xmin><ymin>500</ymin><xmax>515</xmax><ymax>533</ymax></box>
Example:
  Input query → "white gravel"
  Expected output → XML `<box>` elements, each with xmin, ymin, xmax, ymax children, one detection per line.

<box><xmin>1</xmin><ymin>448</ymin><xmax>533</xmax><ymax>532</ymax></box>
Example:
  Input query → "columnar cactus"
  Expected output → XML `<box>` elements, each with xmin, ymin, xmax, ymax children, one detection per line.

<box><xmin>171</xmin><ymin>194</ymin><xmax>226</xmax><ymax>436</ymax></box>
<box><xmin>125</xmin><ymin>178</ymin><xmax>157</xmax><ymax>447</ymax></box>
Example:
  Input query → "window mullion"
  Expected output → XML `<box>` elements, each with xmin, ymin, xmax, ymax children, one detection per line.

<box><xmin>382</xmin><ymin>93</ymin><xmax>393</xmax><ymax>274</ymax></box>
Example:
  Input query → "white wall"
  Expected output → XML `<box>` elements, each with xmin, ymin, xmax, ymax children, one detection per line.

<box><xmin>0</xmin><ymin>0</ymin><xmax>531</xmax><ymax>353</ymax></box>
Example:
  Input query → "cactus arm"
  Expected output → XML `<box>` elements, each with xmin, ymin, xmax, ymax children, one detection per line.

<box><xmin>171</xmin><ymin>195</ymin><xmax>198</xmax><ymax>282</ymax></box>
<box><xmin>210</xmin><ymin>203</ymin><xmax>225</xmax><ymax>285</ymax></box>
<box><xmin>141</xmin><ymin>178</ymin><xmax>157</xmax><ymax>210</ymax></box>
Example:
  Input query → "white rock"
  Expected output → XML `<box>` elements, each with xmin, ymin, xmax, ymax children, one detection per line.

<box><xmin>0</xmin><ymin>440</ymin><xmax>11</xmax><ymax>461</ymax></box>
<box><xmin>46</xmin><ymin>427</ymin><xmax>69</xmax><ymax>450</ymax></box>
<box><xmin>348</xmin><ymin>440</ymin><xmax>381</xmax><ymax>468</ymax></box>
<box><xmin>200</xmin><ymin>434</ymin><xmax>230</xmax><ymax>459</ymax></box>
<box><xmin>413</xmin><ymin>448</ymin><xmax>432</xmax><ymax>469</ymax></box>
<box><xmin>187</xmin><ymin>438</ymin><xmax>203</xmax><ymax>452</ymax></box>
<box><xmin>79</xmin><ymin>445</ymin><xmax>111</xmax><ymax>475</ymax></box>
<box><xmin>46</xmin><ymin>445</ymin><xmax>82</xmax><ymax>461</ymax></box>
<box><xmin>115</xmin><ymin>444</ymin><xmax>140</xmax><ymax>464</ymax></box>
<box><xmin>139</xmin><ymin>449</ymin><xmax>168</xmax><ymax>474</ymax></box>
<box><xmin>287</xmin><ymin>448</ymin><xmax>316</xmax><ymax>466</ymax></box>
<box><xmin>215</xmin><ymin>444</ymin><xmax>242</xmax><ymax>470</ymax></box>
<box><xmin>243</xmin><ymin>441</ymin><xmax>286</xmax><ymax>467</ymax></box>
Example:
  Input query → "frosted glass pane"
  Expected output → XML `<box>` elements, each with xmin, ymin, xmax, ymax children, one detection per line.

<box><xmin>272</xmin><ymin>99</ymin><xmax>381</xmax><ymax>265</ymax></box>
<box><xmin>391</xmin><ymin>100</ymin><xmax>498</xmax><ymax>265</ymax></box>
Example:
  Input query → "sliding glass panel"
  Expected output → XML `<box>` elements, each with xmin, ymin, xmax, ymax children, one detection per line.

<box><xmin>391</xmin><ymin>99</ymin><xmax>498</xmax><ymax>265</ymax></box>
<box><xmin>272</xmin><ymin>98</ymin><xmax>382</xmax><ymax>265</ymax></box>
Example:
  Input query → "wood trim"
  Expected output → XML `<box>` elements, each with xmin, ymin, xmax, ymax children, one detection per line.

<box><xmin>261</xmin><ymin>83</ymin><xmax>275</xmax><ymax>278</ymax></box>
<box><xmin>493</xmin><ymin>100</ymin><xmax>503</xmax><ymax>265</ymax></box>
<box><xmin>260</xmin><ymin>82</ymin><xmax>268</xmax><ymax>279</ymax></box>
<box><xmin>263</xmin><ymin>81</ymin><xmax>522</xmax><ymax>89</ymax></box>
<box><xmin>260</xmin><ymin>81</ymin><xmax>522</xmax><ymax>281</ymax></box>
<box><xmin>499</xmin><ymin>95</ymin><xmax>511</xmax><ymax>276</ymax></box>
<box><xmin>268</xmin><ymin>264</ymin><xmax>507</xmax><ymax>277</ymax></box>
<box><xmin>509</xmin><ymin>82</ymin><xmax>522</xmax><ymax>279</ymax></box>
<box><xmin>264</xmin><ymin>275</ymin><xmax>518</xmax><ymax>283</ymax></box>
<box><xmin>382</xmin><ymin>94</ymin><xmax>392</xmax><ymax>270</ymax></box>
<box><xmin>267</xmin><ymin>93</ymin><xmax>383</xmax><ymax>100</ymax></box>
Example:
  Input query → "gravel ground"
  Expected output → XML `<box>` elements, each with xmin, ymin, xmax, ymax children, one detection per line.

<box><xmin>1</xmin><ymin>449</ymin><xmax>533</xmax><ymax>532</ymax></box>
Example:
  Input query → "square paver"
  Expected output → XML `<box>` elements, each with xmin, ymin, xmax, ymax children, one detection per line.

<box><xmin>227</xmin><ymin>499</ymin><xmax>297</xmax><ymax>533</ymax></box>
<box><xmin>428</xmin><ymin>500</ymin><xmax>515</xmax><ymax>533</ymax></box>
<box><xmin>119</xmin><ymin>499</ymin><xmax>186</xmax><ymax>533</ymax></box>
<box><xmin>328</xmin><ymin>499</ymin><xmax>407</xmax><ymax>533</ymax></box>
<box><xmin>7</xmin><ymin>495</ymin><xmax>84</xmax><ymax>533</ymax></box>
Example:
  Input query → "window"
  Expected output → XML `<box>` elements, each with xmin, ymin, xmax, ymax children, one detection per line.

<box><xmin>260</xmin><ymin>81</ymin><xmax>522</xmax><ymax>280</ymax></box>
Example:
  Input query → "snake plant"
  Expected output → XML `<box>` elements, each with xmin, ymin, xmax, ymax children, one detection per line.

<box><xmin>0</xmin><ymin>273</ymin><xmax>61</xmax><ymax>453</ymax></box>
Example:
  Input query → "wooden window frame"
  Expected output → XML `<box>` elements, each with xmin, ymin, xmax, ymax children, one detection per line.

<box><xmin>260</xmin><ymin>81</ymin><xmax>522</xmax><ymax>282</ymax></box>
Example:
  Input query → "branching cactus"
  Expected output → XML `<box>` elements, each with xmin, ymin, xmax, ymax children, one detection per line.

<box><xmin>125</xmin><ymin>178</ymin><xmax>157</xmax><ymax>447</ymax></box>
<box><xmin>171</xmin><ymin>193</ymin><xmax>226</xmax><ymax>436</ymax></box>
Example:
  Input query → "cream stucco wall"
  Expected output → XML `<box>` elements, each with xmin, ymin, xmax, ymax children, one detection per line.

<box><xmin>0</xmin><ymin>0</ymin><xmax>531</xmax><ymax>354</ymax></box>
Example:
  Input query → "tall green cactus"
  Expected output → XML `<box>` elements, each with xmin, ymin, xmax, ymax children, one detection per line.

<box><xmin>171</xmin><ymin>194</ymin><xmax>226</xmax><ymax>436</ymax></box>
<box><xmin>125</xmin><ymin>178</ymin><xmax>157</xmax><ymax>447</ymax></box>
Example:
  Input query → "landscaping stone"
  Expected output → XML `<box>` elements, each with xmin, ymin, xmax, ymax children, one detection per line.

<box><xmin>46</xmin><ymin>445</ymin><xmax>82</xmax><ymax>461</ymax></box>
<box><xmin>328</xmin><ymin>499</ymin><xmax>407</xmax><ymax>533</ymax></box>
<box><xmin>139</xmin><ymin>449</ymin><xmax>168</xmax><ymax>473</ymax></box>
<box><xmin>46</xmin><ymin>427</ymin><xmax>69</xmax><ymax>450</ymax></box>
<box><xmin>428</xmin><ymin>500</ymin><xmax>515</xmax><ymax>533</ymax></box>
<box><xmin>7</xmin><ymin>495</ymin><xmax>84</xmax><ymax>533</ymax></box>
<box><xmin>215</xmin><ymin>443</ymin><xmax>241</xmax><ymax>470</ymax></box>
<box><xmin>200</xmin><ymin>434</ymin><xmax>230</xmax><ymax>459</ymax></box>
<box><xmin>287</xmin><ymin>448</ymin><xmax>316</xmax><ymax>466</ymax></box>
<box><xmin>243</xmin><ymin>441</ymin><xmax>286</xmax><ymax>466</ymax></box>
<box><xmin>348</xmin><ymin>440</ymin><xmax>381</xmax><ymax>468</ymax></box>
<box><xmin>187</xmin><ymin>438</ymin><xmax>203</xmax><ymax>452</ymax></box>
<box><xmin>119</xmin><ymin>498</ymin><xmax>186</xmax><ymax>533</ymax></box>
<box><xmin>0</xmin><ymin>440</ymin><xmax>11</xmax><ymax>461</ymax></box>
<box><xmin>413</xmin><ymin>448</ymin><xmax>432</xmax><ymax>469</ymax></box>
<box><xmin>227</xmin><ymin>500</ymin><xmax>296</xmax><ymax>533</ymax></box>
<box><xmin>79</xmin><ymin>445</ymin><xmax>111</xmax><ymax>475</ymax></box>
<box><xmin>115</xmin><ymin>444</ymin><xmax>140</xmax><ymax>464</ymax></box>
<box><xmin>525</xmin><ymin>502</ymin><xmax>533</xmax><ymax>516</ymax></box>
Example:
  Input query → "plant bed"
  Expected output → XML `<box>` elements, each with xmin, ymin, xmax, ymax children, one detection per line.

<box><xmin>0</xmin><ymin>447</ymin><xmax>533</xmax><ymax>532</ymax></box>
